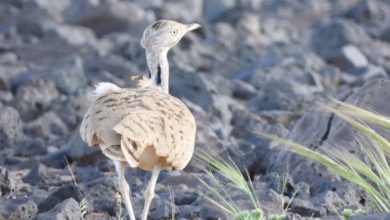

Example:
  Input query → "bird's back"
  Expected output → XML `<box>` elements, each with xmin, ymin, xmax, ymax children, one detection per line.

<box><xmin>80</xmin><ymin>77</ymin><xmax>196</xmax><ymax>171</ymax></box>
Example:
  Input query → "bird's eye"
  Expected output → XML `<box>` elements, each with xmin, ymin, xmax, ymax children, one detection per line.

<box><xmin>171</xmin><ymin>29</ymin><xmax>178</xmax><ymax>35</ymax></box>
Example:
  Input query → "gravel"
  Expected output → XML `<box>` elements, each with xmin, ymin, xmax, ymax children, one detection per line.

<box><xmin>0</xmin><ymin>0</ymin><xmax>389</xmax><ymax>219</ymax></box>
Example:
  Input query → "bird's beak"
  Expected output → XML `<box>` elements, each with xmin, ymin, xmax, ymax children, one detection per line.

<box><xmin>186</xmin><ymin>23</ymin><xmax>202</xmax><ymax>32</ymax></box>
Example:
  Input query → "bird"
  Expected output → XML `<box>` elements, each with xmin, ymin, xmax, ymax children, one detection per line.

<box><xmin>79</xmin><ymin>20</ymin><xmax>200</xmax><ymax>220</ymax></box>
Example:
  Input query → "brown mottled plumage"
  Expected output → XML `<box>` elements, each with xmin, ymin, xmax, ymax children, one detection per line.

<box><xmin>79</xmin><ymin>20</ymin><xmax>200</xmax><ymax>220</ymax></box>
<box><xmin>80</xmin><ymin>76</ymin><xmax>196</xmax><ymax>171</ymax></box>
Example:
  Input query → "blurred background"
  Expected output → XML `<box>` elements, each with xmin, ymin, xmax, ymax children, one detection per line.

<box><xmin>0</xmin><ymin>0</ymin><xmax>390</xmax><ymax>219</ymax></box>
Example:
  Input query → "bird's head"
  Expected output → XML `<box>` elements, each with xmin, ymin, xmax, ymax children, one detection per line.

<box><xmin>141</xmin><ymin>20</ymin><xmax>201</xmax><ymax>52</ymax></box>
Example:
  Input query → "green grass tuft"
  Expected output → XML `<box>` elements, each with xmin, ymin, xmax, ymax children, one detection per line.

<box><xmin>258</xmin><ymin>100</ymin><xmax>390</xmax><ymax>212</ymax></box>
<box><xmin>195</xmin><ymin>150</ymin><xmax>265</xmax><ymax>219</ymax></box>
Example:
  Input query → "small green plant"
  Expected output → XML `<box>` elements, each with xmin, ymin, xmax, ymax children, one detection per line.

<box><xmin>341</xmin><ymin>208</ymin><xmax>365</xmax><ymax>219</ymax></box>
<box><xmin>268</xmin><ymin>213</ymin><xmax>286</xmax><ymax>220</ymax></box>
<box><xmin>234</xmin><ymin>209</ymin><xmax>263</xmax><ymax>220</ymax></box>
<box><xmin>259</xmin><ymin>99</ymin><xmax>390</xmax><ymax>212</ymax></box>
<box><xmin>195</xmin><ymin>151</ymin><xmax>265</xmax><ymax>220</ymax></box>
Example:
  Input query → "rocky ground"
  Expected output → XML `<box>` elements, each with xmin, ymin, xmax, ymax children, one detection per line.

<box><xmin>0</xmin><ymin>0</ymin><xmax>390</xmax><ymax>219</ymax></box>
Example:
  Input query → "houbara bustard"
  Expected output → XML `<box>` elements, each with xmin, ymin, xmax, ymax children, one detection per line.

<box><xmin>80</xmin><ymin>20</ymin><xmax>200</xmax><ymax>220</ymax></box>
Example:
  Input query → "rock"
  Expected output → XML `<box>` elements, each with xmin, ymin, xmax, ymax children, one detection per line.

<box><xmin>22</xmin><ymin>164</ymin><xmax>49</xmax><ymax>187</ymax></box>
<box><xmin>237</xmin><ymin>0</ymin><xmax>262</xmax><ymax>11</ymax></box>
<box><xmin>344</xmin><ymin>0</ymin><xmax>390</xmax><ymax>36</ymax></box>
<box><xmin>84</xmin><ymin>176</ymin><xmax>119</xmax><ymax>215</ymax></box>
<box><xmin>60</xmin><ymin>131</ymin><xmax>100</xmax><ymax>163</ymax></box>
<box><xmin>0</xmin><ymin>52</ymin><xmax>18</xmax><ymax>65</ymax></box>
<box><xmin>199</xmin><ymin>204</ymin><xmax>229</xmax><ymax>219</ymax></box>
<box><xmin>0</xmin><ymin>197</ymin><xmax>38</xmax><ymax>220</ymax></box>
<box><xmin>0</xmin><ymin>103</ymin><xmax>25</xmax><ymax>149</ymax></box>
<box><xmin>35</xmin><ymin>198</ymin><xmax>82</xmax><ymax>220</ymax></box>
<box><xmin>15</xmin><ymin>0</ymin><xmax>60</xmax><ymax>37</ymax></box>
<box><xmin>84</xmin><ymin>53</ymin><xmax>140</xmax><ymax>79</ymax></box>
<box><xmin>159</xmin><ymin>0</ymin><xmax>203</xmax><ymax>23</ymax></box>
<box><xmin>44</xmin><ymin>24</ymin><xmax>97</xmax><ymax>47</ymax></box>
<box><xmin>380</xmin><ymin>25</ymin><xmax>390</xmax><ymax>43</ymax></box>
<box><xmin>40</xmin><ymin>150</ymin><xmax>70</xmax><ymax>169</ymax></box>
<box><xmin>203</xmin><ymin>0</ymin><xmax>236</xmax><ymax>22</ymax></box>
<box><xmin>174</xmin><ymin>191</ymin><xmax>198</xmax><ymax>206</ymax></box>
<box><xmin>75</xmin><ymin>166</ymin><xmax>103</xmax><ymax>183</ymax></box>
<box><xmin>247</xmin><ymin>74</ymin><xmax>319</xmax><ymax>111</ymax></box>
<box><xmin>0</xmin><ymin>166</ymin><xmax>15</xmax><ymax>198</ymax></box>
<box><xmin>148</xmin><ymin>198</ymin><xmax>175</xmax><ymax>220</ymax></box>
<box><xmin>330</xmin><ymin>44</ymin><xmax>368</xmax><ymax>71</ymax></box>
<box><xmin>24</xmin><ymin>111</ymin><xmax>69</xmax><ymax>140</ymax></box>
<box><xmin>21</xmin><ymin>0</ymin><xmax>70</xmax><ymax>22</ymax></box>
<box><xmin>261</xmin><ymin>18</ymin><xmax>300</xmax><ymax>45</ymax></box>
<box><xmin>92</xmin><ymin>198</ymin><xmax>116</xmax><ymax>216</ymax></box>
<box><xmin>268</xmin><ymin>78</ymin><xmax>390</xmax><ymax>212</ymax></box>
<box><xmin>294</xmin><ymin>182</ymin><xmax>311</xmax><ymax>200</ymax></box>
<box><xmin>324</xmin><ymin>78</ymin><xmax>390</xmax><ymax>156</ymax></box>
<box><xmin>170</xmin><ymin>71</ymin><xmax>214</xmax><ymax>112</ymax></box>
<box><xmin>261</xmin><ymin>0</ymin><xmax>331</xmax><ymax>24</ymax></box>
<box><xmin>48</xmin><ymin>56</ymin><xmax>87</xmax><ymax>95</ymax></box>
<box><xmin>231</xmin><ymin>109</ymin><xmax>288</xmax><ymax>175</ymax></box>
<box><xmin>63</xmin><ymin>0</ymin><xmax>153</xmax><ymax>37</ymax></box>
<box><xmin>176</xmin><ymin>204</ymin><xmax>201</xmax><ymax>219</ymax></box>
<box><xmin>133</xmin><ymin>0</ymin><xmax>163</xmax><ymax>8</ymax></box>
<box><xmin>311</xmin><ymin>18</ymin><xmax>370</xmax><ymax>60</ymax></box>
<box><xmin>350</xmin><ymin>213</ymin><xmax>390</xmax><ymax>220</ymax></box>
<box><xmin>231</xmin><ymin>79</ymin><xmax>258</xmax><ymax>100</ymax></box>
<box><xmin>0</xmin><ymin>90</ymin><xmax>13</xmax><ymax>104</ymax></box>
<box><xmin>289</xmin><ymin>198</ymin><xmax>326</xmax><ymax>217</ymax></box>
<box><xmin>257</xmin><ymin>188</ymin><xmax>286</xmax><ymax>215</ymax></box>
<box><xmin>15</xmin><ymin>139</ymin><xmax>47</xmax><ymax>157</ymax></box>
<box><xmin>14</xmin><ymin>78</ymin><xmax>60</xmax><ymax>121</ymax></box>
<box><xmin>38</xmin><ymin>184</ymin><xmax>82</xmax><ymax>213</ymax></box>
<box><xmin>159</xmin><ymin>171</ymin><xmax>199</xmax><ymax>189</ymax></box>
<box><xmin>342</xmin><ymin>65</ymin><xmax>387</xmax><ymax>84</ymax></box>
<box><xmin>311</xmin><ymin>191</ymin><xmax>347</xmax><ymax>214</ymax></box>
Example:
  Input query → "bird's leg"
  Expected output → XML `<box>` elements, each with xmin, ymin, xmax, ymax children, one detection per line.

<box><xmin>141</xmin><ymin>166</ymin><xmax>161</xmax><ymax>220</ymax></box>
<box><xmin>113</xmin><ymin>160</ymin><xmax>136</xmax><ymax>220</ymax></box>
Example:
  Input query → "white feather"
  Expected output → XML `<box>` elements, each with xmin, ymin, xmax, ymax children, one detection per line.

<box><xmin>93</xmin><ymin>82</ymin><xmax>121</xmax><ymax>98</ymax></box>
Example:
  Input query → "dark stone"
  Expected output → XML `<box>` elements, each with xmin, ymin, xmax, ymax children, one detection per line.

<box><xmin>380</xmin><ymin>25</ymin><xmax>390</xmax><ymax>43</ymax></box>
<box><xmin>84</xmin><ymin>176</ymin><xmax>118</xmax><ymax>215</ymax></box>
<box><xmin>329</xmin><ymin>44</ymin><xmax>368</xmax><ymax>71</ymax></box>
<box><xmin>14</xmin><ymin>79</ymin><xmax>60</xmax><ymax>121</ymax></box>
<box><xmin>92</xmin><ymin>198</ymin><xmax>116</xmax><ymax>216</ymax></box>
<box><xmin>289</xmin><ymin>198</ymin><xmax>326</xmax><ymax>217</ymax></box>
<box><xmin>203</xmin><ymin>0</ymin><xmax>236</xmax><ymax>22</ymax></box>
<box><xmin>15</xmin><ymin>139</ymin><xmax>47</xmax><ymax>157</ymax></box>
<box><xmin>0</xmin><ymin>166</ymin><xmax>15</xmax><ymax>198</ymax></box>
<box><xmin>0</xmin><ymin>197</ymin><xmax>38</xmax><ymax>220</ymax></box>
<box><xmin>63</xmin><ymin>0</ymin><xmax>153</xmax><ymax>37</ymax></box>
<box><xmin>38</xmin><ymin>184</ymin><xmax>82</xmax><ymax>213</ymax></box>
<box><xmin>60</xmin><ymin>131</ymin><xmax>101</xmax><ymax>164</ymax></box>
<box><xmin>0</xmin><ymin>103</ymin><xmax>25</xmax><ymax>149</ymax></box>
<box><xmin>75</xmin><ymin>166</ymin><xmax>103</xmax><ymax>183</ymax></box>
<box><xmin>40</xmin><ymin>150</ymin><xmax>71</xmax><ymax>169</ymax></box>
<box><xmin>311</xmin><ymin>18</ymin><xmax>370</xmax><ymax>60</ymax></box>
<box><xmin>22</xmin><ymin>164</ymin><xmax>49</xmax><ymax>187</ymax></box>
<box><xmin>350</xmin><ymin>213</ymin><xmax>390</xmax><ymax>220</ymax></box>
<box><xmin>174</xmin><ymin>192</ymin><xmax>198</xmax><ymax>206</ymax></box>
<box><xmin>24</xmin><ymin>112</ymin><xmax>69</xmax><ymax>143</ymax></box>
<box><xmin>170</xmin><ymin>70</ymin><xmax>214</xmax><ymax>112</ymax></box>
<box><xmin>48</xmin><ymin>56</ymin><xmax>87</xmax><ymax>95</ymax></box>
<box><xmin>35</xmin><ymin>198</ymin><xmax>82</xmax><ymax>220</ymax></box>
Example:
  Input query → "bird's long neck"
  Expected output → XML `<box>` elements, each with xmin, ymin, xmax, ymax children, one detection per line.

<box><xmin>146</xmin><ymin>49</ymin><xmax>170</xmax><ymax>93</ymax></box>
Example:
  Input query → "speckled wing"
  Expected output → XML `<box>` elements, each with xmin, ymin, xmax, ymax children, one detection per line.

<box><xmin>113</xmin><ymin>88</ymin><xmax>196</xmax><ymax>170</ymax></box>
<box><xmin>80</xmin><ymin>84</ymin><xmax>196</xmax><ymax>171</ymax></box>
